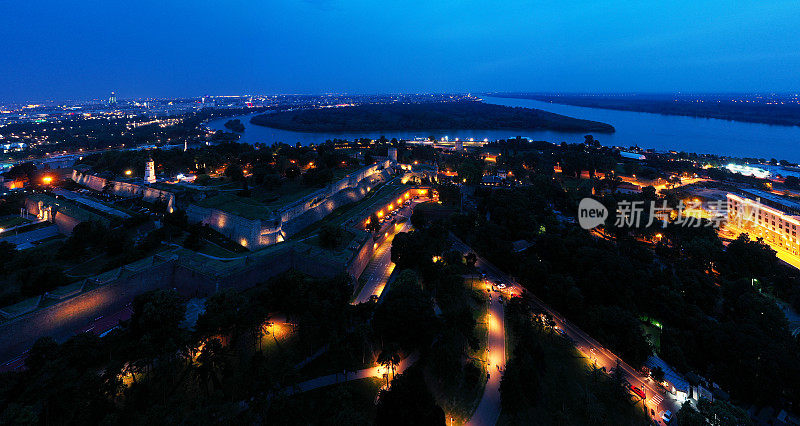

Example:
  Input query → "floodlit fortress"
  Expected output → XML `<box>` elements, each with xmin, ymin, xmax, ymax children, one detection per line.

<box><xmin>187</xmin><ymin>160</ymin><xmax>395</xmax><ymax>248</ymax></box>
<box><xmin>727</xmin><ymin>191</ymin><xmax>800</xmax><ymax>255</ymax></box>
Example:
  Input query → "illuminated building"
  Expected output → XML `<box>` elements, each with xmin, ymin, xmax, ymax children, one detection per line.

<box><xmin>725</xmin><ymin>163</ymin><xmax>770</xmax><ymax>179</ymax></box>
<box><xmin>727</xmin><ymin>192</ymin><xmax>800</xmax><ymax>255</ymax></box>
<box><xmin>144</xmin><ymin>157</ymin><xmax>156</xmax><ymax>184</ymax></box>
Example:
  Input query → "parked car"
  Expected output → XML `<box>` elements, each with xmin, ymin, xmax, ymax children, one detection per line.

<box><xmin>661</xmin><ymin>410</ymin><xmax>672</xmax><ymax>423</ymax></box>
<box><xmin>630</xmin><ymin>385</ymin><xmax>646</xmax><ymax>399</ymax></box>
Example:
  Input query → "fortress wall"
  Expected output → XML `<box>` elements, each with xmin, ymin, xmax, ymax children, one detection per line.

<box><xmin>70</xmin><ymin>170</ymin><xmax>175</xmax><ymax>213</ymax></box>
<box><xmin>186</xmin><ymin>204</ymin><xmax>263</xmax><ymax>249</ymax></box>
<box><xmin>278</xmin><ymin>160</ymin><xmax>391</xmax><ymax>224</ymax></box>
<box><xmin>279</xmin><ymin>168</ymin><xmax>393</xmax><ymax>238</ymax></box>
<box><xmin>346</xmin><ymin>233</ymin><xmax>374</xmax><ymax>279</ymax></box>
<box><xmin>184</xmin><ymin>161</ymin><xmax>393</xmax><ymax>250</ymax></box>
<box><xmin>53</xmin><ymin>211</ymin><xmax>80</xmax><ymax>235</ymax></box>
<box><xmin>71</xmin><ymin>171</ymin><xmax>107</xmax><ymax>192</ymax></box>
<box><xmin>0</xmin><ymin>239</ymin><xmax>355</xmax><ymax>365</ymax></box>
<box><xmin>24</xmin><ymin>199</ymin><xmax>41</xmax><ymax>216</ymax></box>
<box><xmin>24</xmin><ymin>198</ymin><xmax>81</xmax><ymax>235</ymax></box>
<box><xmin>0</xmin><ymin>260</ymin><xmax>177</xmax><ymax>365</ymax></box>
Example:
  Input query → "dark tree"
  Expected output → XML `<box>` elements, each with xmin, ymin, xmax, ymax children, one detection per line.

<box><xmin>375</xmin><ymin>367</ymin><xmax>445</xmax><ymax>426</ymax></box>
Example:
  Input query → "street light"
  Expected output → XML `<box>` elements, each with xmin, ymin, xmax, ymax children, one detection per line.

<box><xmin>124</xmin><ymin>169</ymin><xmax>132</xmax><ymax>176</ymax></box>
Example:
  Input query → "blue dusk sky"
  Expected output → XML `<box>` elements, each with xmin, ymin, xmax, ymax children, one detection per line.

<box><xmin>1</xmin><ymin>0</ymin><xmax>799</xmax><ymax>102</ymax></box>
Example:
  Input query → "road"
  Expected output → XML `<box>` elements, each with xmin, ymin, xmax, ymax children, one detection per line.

<box><xmin>467</xmin><ymin>277</ymin><xmax>506</xmax><ymax>426</ymax></box>
<box><xmin>354</xmin><ymin>199</ymin><xmax>422</xmax><ymax>304</ymax></box>
<box><xmin>452</xmin><ymin>236</ymin><xmax>681</xmax><ymax>425</ymax></box>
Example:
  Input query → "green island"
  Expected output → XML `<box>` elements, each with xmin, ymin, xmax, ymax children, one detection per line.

<box><xmin>249</xmin><ymin>101</ymin><xmax>615</xmax><ymax>133</ymax></box>
<box><xmin>223</xmin><ymin>119</ymin><xmax>246</xmax><ymax>132</ymax></box>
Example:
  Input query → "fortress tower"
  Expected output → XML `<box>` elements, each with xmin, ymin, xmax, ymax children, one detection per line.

<box><xmin>144</xmin><ymin>157</ymin><xmax>156</xmax><ymax>184</ymax></box>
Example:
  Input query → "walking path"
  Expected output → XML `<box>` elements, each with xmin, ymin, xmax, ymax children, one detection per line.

<box><xmin>467</xmin><ymin>281</ymin><xmax>505</xmax><ymax>426</ymax></box>
<box><xmin>285</xmin><ymin>352</ymin><xmax>419</xmax><ymax>396</ymax></box>
<box><xmin>453</xmin><ymin>234</ymin><xmax>682</xmax><ymax>424</ymax></box>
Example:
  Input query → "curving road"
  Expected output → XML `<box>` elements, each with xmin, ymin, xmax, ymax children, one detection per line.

<box><xmin>354</xmin><ymin>199</ymin><xmax>423</xmax><ymax>304</ymax></box>
<box><xmin>452</xmin><ymin>236</ymin><xmax>681</xmax><ymax>425</ymax></box>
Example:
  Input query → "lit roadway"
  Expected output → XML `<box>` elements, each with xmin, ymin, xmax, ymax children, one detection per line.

<box><xmin>452</xmin><ymin>236</ymin><xmax>681</xmax><ymax>425</ymax></box>
<box><xmin>354</xmin><ymin>199</ymin><xmax>423</xmax><ymax>304</ymax></box>
<box><xmin>467</xmin><ymin>276</ymin><xmax>505</xmax><ymax>426</ymax></box>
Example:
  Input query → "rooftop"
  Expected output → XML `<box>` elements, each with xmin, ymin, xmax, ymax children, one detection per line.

<box><xmin>739</xmin><ymin>188</ymin><xmax>800</xmax><ymax>213</ymax></box>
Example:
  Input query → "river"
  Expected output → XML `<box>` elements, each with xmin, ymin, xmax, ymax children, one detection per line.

<box><xmin>205</xmin><ymin>96</ymin><xmax>800</xmax><ymax>163</ymax></box>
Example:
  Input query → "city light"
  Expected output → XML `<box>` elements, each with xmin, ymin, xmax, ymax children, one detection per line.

<box><xmin>41</xmin><ymin>176</ymin><xmax>52</xmax><ymax>184</ymax></box>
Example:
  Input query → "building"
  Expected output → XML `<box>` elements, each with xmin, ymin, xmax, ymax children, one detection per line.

<box><xmin>455</xmin><ymin>139</ymin><xmax>463</xmax><ymax>151</ymax></box>
<box><xmin>726</xmin><ymin>163</ymin><xmax>770</xmax><ymax>179</ymax></box>
<box><xmin>727</xmin><ymin>193</ymin><xmax>800</xmax><ymax>255</ymax></box>
<box><xmin>388</xmin><ymin>147</ymin><xmax>398</xmax><ymax>163</ymax></box>
<box><xmin>108</xmin><ymin>91</ymin><xmax>117</xmax><ymax>106</ymax></box>
<box><xmin>620</xmin><ymin>151</ymin><xmax>646</xmax><ymax>161</ymax></box>
<box><xmin>481</xmin><ymin>175</ymin><xmax>503</xmax><ymax>186</ymax></box>
<box><xmin>615</xmin><ymin>183</ymin><xmax>642</xmax><ymax>194</ymax></box>
<box><xmin>144</xmin><ymin>157</ymin><xmax>156</xmax><ymax>184</ymax></box>
<box><xmin>645</xmin><ymin>356</ymin><xmax>691</xmax><ymax>403</ymax></box>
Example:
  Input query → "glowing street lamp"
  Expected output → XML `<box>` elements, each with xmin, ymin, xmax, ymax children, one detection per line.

<box><xmin>124</xmin><ymin>169</ymin><xmax>132</xmax><ymax>176</ymax></box>
<box><xmin>41</xmin><ymin>176</ymin><xmax>53</xmax><ymax>185</ymax></box>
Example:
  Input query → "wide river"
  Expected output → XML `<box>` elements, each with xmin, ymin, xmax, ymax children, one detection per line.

<box><xmin>205</xmin><ymin>96</ymin><xmax>800</xmax><ymax>162</ymax></box>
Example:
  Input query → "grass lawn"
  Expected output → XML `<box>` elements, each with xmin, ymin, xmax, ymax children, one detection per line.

<box><xmin>0</xmin><ymin>216</ymin><xmax>30</xmax><ymax>230</ymax></box>
<box><xmin>251</xmin><ymin>168</ymin><xmax>354</xmax><ymax>209</ymax></box>
<box><xmin>197</xmin><ymin>240</ymin><xmax>239</xmax><ymax>258</ymax></box>
<box><xmin>45</xmin><ymin>281</ymin><xmax>85</xmax><ymax>299</ymax></box>
<box><xmin>64</xmin><ymin>254</ymin><xmax>113</xmax><ymax>277</ymax></box>
<box><xmin>427</xmin><ymin>275</ymin><xmax>490</xmax><ymax>424</ymax></box>
<box><xmin>265</xmin><ymin>377</ymin><xmax>383</xmax><ymax>425</ymax></box>
<box><xmin>195</xmin><ymin>193</ymin><xmax>272</xmax><ymax>220</ymax></box>
<box><xmin>302</xmin><ymin>229</ymin><xmax>356</xmax><ymax>252</ymax></box>
<box><xmin>294</xmin><ymin>345</ymin><xmax>376</xmax><ymax>383</ymax></box>
<box><xmin>0</xmin><ymin>296</ymin><xmax>41</xmax><ymax>319</ymax></box>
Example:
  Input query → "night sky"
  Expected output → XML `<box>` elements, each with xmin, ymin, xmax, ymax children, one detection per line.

<box><xmin>2</xmin><ymin>0</ymin><xmax>799</xmax><ymax>102</ymax></box>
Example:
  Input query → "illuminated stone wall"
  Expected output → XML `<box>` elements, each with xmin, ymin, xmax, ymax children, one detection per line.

<box><xmin>185</xmin><ymin>204</ymin><xmax>267</xmax><ymax>249</ymax></box>
<box><xmin>71</xmin><ymin>170</ymin><xmax>175</xmax><ymax>212</ymax></box>
<box><xmin>346</xmin><ymin>231</ymin><xmax>374</xmax><ymax>279</ymax></box>
<box><xmin>0</xmin><ymin>259</ymin><xmax>177</xmax><ymax>366</ymax></box>
<box><xmin>0</xmin><ymin>246</ymin><xmax>349</xmax><ymax>365</ymax></box>
<box><xmin>186</xmin><ymin>161</ymin><xmax>394</xmax><ymax>249</ymax></box>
